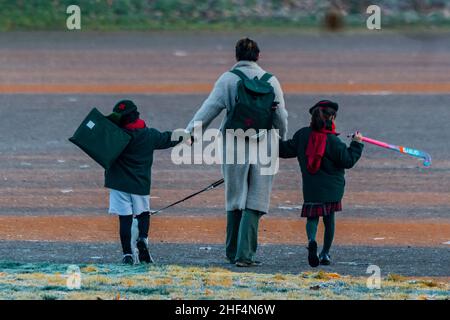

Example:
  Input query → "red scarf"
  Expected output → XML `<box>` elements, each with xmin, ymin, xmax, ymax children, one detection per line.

<box><xmin>124</xmin><ymin>118</ymin><xmax>146</xmax><ymax>130</ymax></box>
<box><xmin>306</xmin><ymin>122</ymin><xmax>338</xmax><ymax>174</ymax></box>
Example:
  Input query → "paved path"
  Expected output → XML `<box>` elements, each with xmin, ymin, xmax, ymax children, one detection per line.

<box><xmin>0</xmin><ymin>241</ymin><xmax>448</xmax><ymax>278</ymax></box>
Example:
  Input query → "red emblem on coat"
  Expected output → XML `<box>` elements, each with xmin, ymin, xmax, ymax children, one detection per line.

<box><xmin>244</xmin><ymin>118</ymin><xmax>254</xmax><ymax>127</ymax></box>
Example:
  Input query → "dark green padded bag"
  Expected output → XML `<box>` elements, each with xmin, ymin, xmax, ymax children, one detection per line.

<box><xmin>224</xmin><ymin>69</ymin><xmax>277</xmax><ymax>133</ymax></box>
<box><xmin>69</xmin><ymin>108</ymin><xmax>131</xmax><ymax>169</ymax></box>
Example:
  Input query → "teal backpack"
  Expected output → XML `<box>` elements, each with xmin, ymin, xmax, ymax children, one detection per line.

<box><xmin>224</xmin><ymin>69</ymin><xmax>277</xmax><ymax>133</ymax></box>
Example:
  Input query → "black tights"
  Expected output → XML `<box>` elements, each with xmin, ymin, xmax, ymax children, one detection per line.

<box><xmin>119</xmin><ymin>212</ymin><xmax>150</xmax><ymax>255</ymax></box>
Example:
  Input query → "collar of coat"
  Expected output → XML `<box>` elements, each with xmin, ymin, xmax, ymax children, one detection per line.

<box><xmin>232</xmin><ymin>60</ymin><xmax>261</xmax><ymax>70</ymax></box>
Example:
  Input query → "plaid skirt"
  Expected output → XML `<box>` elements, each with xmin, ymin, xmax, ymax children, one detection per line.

<box><xmin>301</xmin><ymin>201</ymin><xmax>342</xmax><ymax>218</ymax></box>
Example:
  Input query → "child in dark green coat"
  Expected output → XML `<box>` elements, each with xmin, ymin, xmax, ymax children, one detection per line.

<box><xmin>279</xmin><ymin>100</ymin><xmax>364</xmax><ymax>267</ymax></box>
<box><xmin>106</xmin><ymin>100</ymin><xmax>181</xmax><ymax>265</ymax></box>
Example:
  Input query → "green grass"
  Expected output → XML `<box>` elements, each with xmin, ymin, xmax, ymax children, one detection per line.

<box><xmin>0</xmin><ymin>0</ymin><xmax>449</xmax><ymax>32</ymax></box>
<box><xmin>0</xmin><ymin>262</ymin><xmax>448</xmax><ymax>300</ymax></box>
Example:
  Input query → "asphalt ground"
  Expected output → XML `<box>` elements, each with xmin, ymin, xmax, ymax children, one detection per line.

<box><xmin>0</xmin><ymin>241</ymin><xmax>448</xmax><ymax>278</ymax></box>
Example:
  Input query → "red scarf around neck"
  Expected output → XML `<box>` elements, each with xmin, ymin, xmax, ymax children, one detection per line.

<box><xmin>306</xmin><ymin>122</ymin><xmax>338</xmax><ymax>174</ymax></box>
<box><xmin>124</xmin><ymin>118</ymin><xmax>146</xmax><ymax>130</ymax></box>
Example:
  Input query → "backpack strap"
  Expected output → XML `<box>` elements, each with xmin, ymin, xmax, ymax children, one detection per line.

<box><xmin>230</xmin><ymin>69</ymin><xmax>249</xmax><ymax>81</ymax></box>
<box><xmin>260</xmin><ymin>72</ymin><xmax>273</xmax><ymax>82</ymax></box>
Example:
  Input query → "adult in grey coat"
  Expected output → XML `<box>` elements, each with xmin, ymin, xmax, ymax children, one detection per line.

<box><xmin>185</xmin><ymin>38</ymin><xmax>288</xmax><ymax>267</ymax></box>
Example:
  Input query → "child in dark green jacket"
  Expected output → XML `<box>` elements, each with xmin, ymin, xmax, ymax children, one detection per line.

<box><xmin>106</xmin><ymin>100</ymin><xmax>180</xmax><ymax>265</ymax></box>
<box><xmin>280</xmin><ymin>100</ymin><xmax>364</xmax><ymax>267</ymax></box>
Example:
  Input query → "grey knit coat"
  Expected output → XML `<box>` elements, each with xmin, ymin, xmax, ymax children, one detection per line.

<box><xmin>186</xmin><ymin>61</ymin><xmax>288</xmax><ymax>213</ymax></box>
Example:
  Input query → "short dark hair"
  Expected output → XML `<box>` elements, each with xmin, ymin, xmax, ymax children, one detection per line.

<box><xmin>235</xmin><ymin>38</ymin><xmax>260</xmax><ymax>62</ymax></box>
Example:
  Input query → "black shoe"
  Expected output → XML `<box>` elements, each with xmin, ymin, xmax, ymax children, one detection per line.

<box><xmin>235</xmin><ymin>260</ymin><xmax>262</xmax><ymax>267</ymax></box>
<box><xmin>307</xmin><ymin>241</ymin><xmax>320</xmax><ymax>268</ymax></box>
<box><xmin>319</xmin><ymin>253</ymin><xmax>331</xmax><ymax>266</ymax></box>
<box><xmin>122</xmin><ymin>254</ymin><xmax>134</xmax><ymax>265</ymax></box>
<box><xmin>226</xmin><ymin>257</ymin><xmax>236</xmax><ymax>264</ymax></box>
<box><xmin>136</xmin><ymin>237</ymin><xmax>154</xmax><ymax>264</ymax></box>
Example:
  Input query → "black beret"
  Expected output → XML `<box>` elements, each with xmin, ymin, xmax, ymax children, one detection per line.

<box><xmin>113</xmin><ymin>99</ymin><xmax>138</xmax><ymax>116</ymax></box>
<box><xmin>309</xmin><ymin>100</ymin><xmax>339</xmax><ymax>114</ymax></box>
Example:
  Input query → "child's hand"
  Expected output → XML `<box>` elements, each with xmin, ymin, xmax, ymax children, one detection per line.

<box><xmin>174</xmin><ymin>129</ymin><xmax>192</xmax><ymax>146</ymax></box>
<box><xmin>352</xmin><ymin>131</ymin><xmax>363</xmax><ymax>143</ymax></box>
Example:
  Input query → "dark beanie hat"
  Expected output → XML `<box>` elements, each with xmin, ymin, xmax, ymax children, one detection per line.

<box><xmin>309</xmin><ymin>100</ymin><xmax>339</xmax><ymax>114</ymax></box>
<box><xmin>113</xmin><ymin>99</ymin><xmax>138</xmax><ymax>116</ymax></box>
